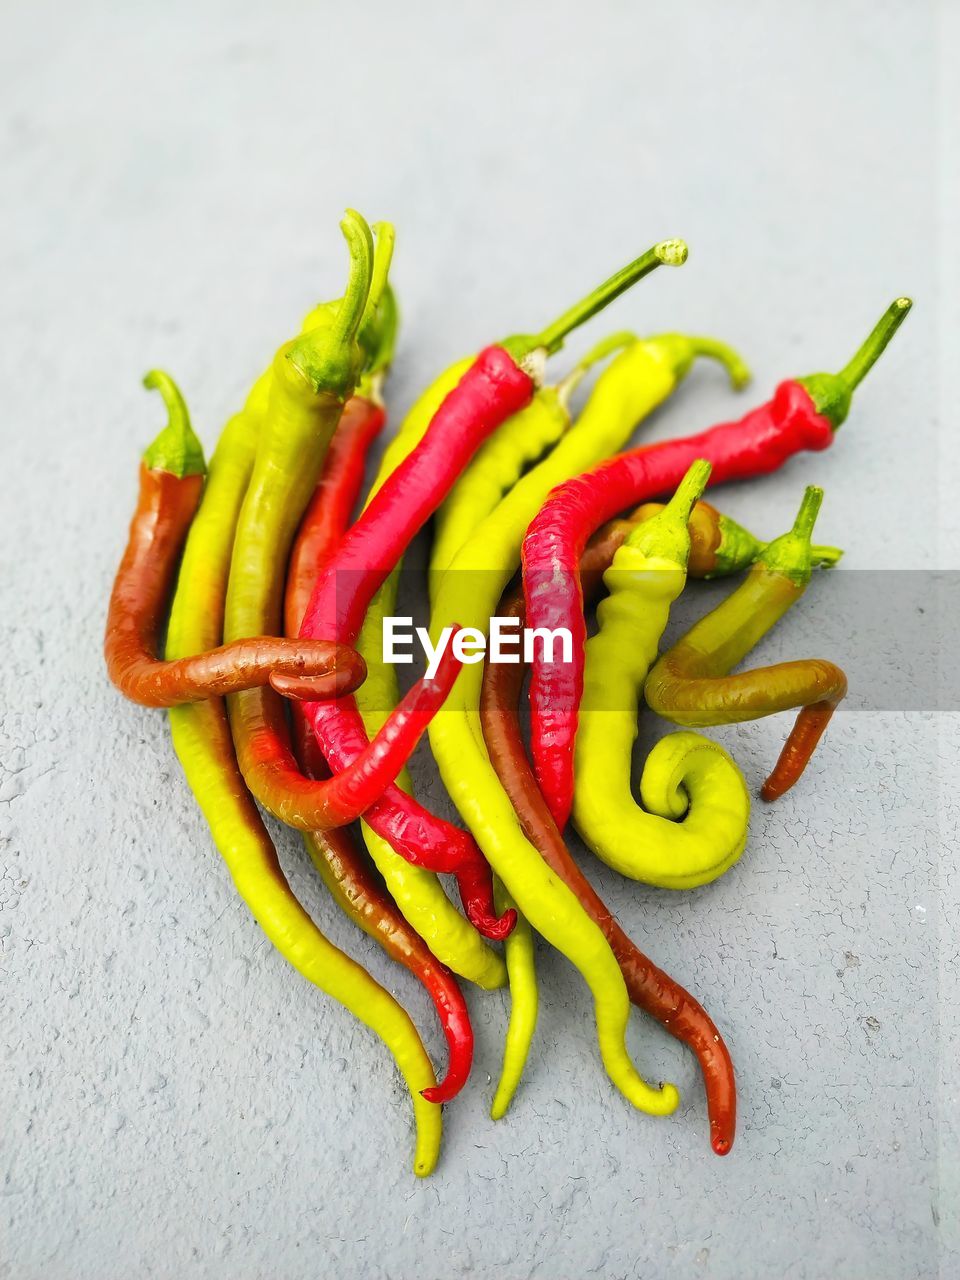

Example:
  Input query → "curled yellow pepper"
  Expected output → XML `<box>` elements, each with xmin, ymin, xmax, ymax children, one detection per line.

<box><xmin>573</xmin><ymin>460</ymin><xmax>751</xmax><ymax>889</ymax></box>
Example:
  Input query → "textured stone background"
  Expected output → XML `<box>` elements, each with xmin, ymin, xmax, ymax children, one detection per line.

<box><xmin>1</xmin><ymin>2</ymin><xmax>954</xmax><ymax>1277</ymax></box>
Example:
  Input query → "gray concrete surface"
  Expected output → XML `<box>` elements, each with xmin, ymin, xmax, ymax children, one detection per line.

<box><xmin>1</xmin><ymin>2</ymin><xmax>953</xmax><ymax>1277</ymax></box>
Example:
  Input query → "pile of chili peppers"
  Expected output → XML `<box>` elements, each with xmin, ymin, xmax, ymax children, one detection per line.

<box><xmin>105</xmin><ymin>209</ymin><xmax>912</xmax><ymax>1174</ymax></box>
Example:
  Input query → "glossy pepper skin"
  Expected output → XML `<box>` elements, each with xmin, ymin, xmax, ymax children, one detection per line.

<box><xmin>287</xmin><ymin>345</ymin><xmax>532</xmax><ymax>938</ymax></box>
<box><xmin>478</xmin><ymin>492</ymin><xmax>800</xmax><ymax>1150</ymax></box>
<box><xmin>353</xmin><ymin>347</ymin><xmax>629</xmax><ymax>961</ymax></box>
<box><xmin>284</xmin><ymin>391</ymin><xmax>474</xmax><ymax>1105</ymax></box>
<box><xmin>164</xmin><ymin>350</ymin><xmax>442</xmax><ymax>1177</ymax></box>
<box><xmin>427</xmin><ymin>333</ymin><xmax>634</xmax><ymax>592</ymax></box>
<box><xmin>284</xmin><ymin>393</ymin><xmax>388</xmax><ymax>622</ymax></box>
<box><xmin>355</xmin><ymin>364</ymin><xmax>509</xmax><ymax>990</ymax></box>
<box><xmin>481</xmin><ymin>560</ymin><xmax>739</xmax><ymax>1155</ymax></box>
<box><xmin>573</xmin><ymin>461</ymin><xmax>752</xmax><ymax>889</ymax></box>
<box><xmin>104</xmin><ymin>372</ymin><xmax>364</xmax><ymax>707</ymax></box>
<box><xmin>290</xmin><ymin>241</ymin><xmax>690</xmax><ymax>940</ymax></box>
<box><xmin>425</xmin><ymin>330</ymin><xmax>680</xmax><ymax>1098</ymax></box>
<box><xmin>224</xmin><ymin>216</ymin><xmax>465</xmax><ymax>832</ymax></box>
<box><xmin>645</xmin><ymin>486</ymin><xmax>847</xmax><ymax>801</ymax></box>
<box><xmin>522</xmin><ymin>299</ymin><xmax>911</xmax><ymax>829</ymax></box>
<box><xmin>426</xmin><ymin>331</ymin><xmax>749</xmax><ymax>1116</ymax></box>
<box><xmin>602</xmin><ymin>499</ymin><xmax>841</xmax><ymax>588</ymax></box>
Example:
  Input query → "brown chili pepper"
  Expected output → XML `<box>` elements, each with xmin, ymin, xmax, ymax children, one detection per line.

<box><xmin>104</xmin><ymin>371</ymin><xmax>365</xmax><ymax>708</ymax></box>
<box><xmin>480</xmin><ymin>580</ymin><xmax>736</xmax><ymax>1155</ymax></box>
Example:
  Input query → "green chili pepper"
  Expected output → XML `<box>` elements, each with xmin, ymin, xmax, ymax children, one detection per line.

<box><xmin>625</xmin><ymin>499</ymin><xmax>842</xmax><ymax>579</ymax></box>
<box><xmin>644</xmin><ymin>486</ymin><xmax>847</xmax><ymax>800</ymax></box>
<box><xmin>572</xmin><ymin>461</ymin><xmax>751</xmax><ymax>890</ymax></box>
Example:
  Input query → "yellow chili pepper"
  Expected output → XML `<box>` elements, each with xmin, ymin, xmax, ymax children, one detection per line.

<box><xmin>358</xmin><ymin>346</ymin><xmax>616</xmax><ymax>991</ymax></box>
<box><xmin>489</xmin><ymin>878</ymin><xmax>538</xmax><ymax>1121</ymax></box>
<box><xmin>166</xmin><ymin>382</ymin><xmax>441</xmax><ymax>1178</ymax></box>
<box><xmin>165</xmin><ymin>217</ymin><xmax>442</xmax><ymax>1177</ymax></box>
<box><xmin>573</xmin><ymin>460</ymin><xmax>751</xmax><ymax>890</ymax></box>
<box><xmin>426</xmin><ymin>334</ymin><xmax>746</xmax><ymax>1116</ymax></box>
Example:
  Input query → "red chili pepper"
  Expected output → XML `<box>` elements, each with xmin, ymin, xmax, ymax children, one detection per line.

<box><xmin>521</xmin><ymin>298</ymin><xmax>912</xmax><ymax>828</ymax></box>
<box><xmin>282</xmin><ymin>347</ymin><xmax>533</xmax><ymax>938</ymax></box>
<box><xmin>285</xmin><ymin>394</ymin><xmax>388</xmax><ymax>625</ymax></box>
<box><xmin>105</xmin><ymin>371</ymin><xmax>365</xmax><ymax>707</ymax></box>
<box><xmin>284</xmin><ymin>395</ymin><xmax>474</xmax><ymax>1104</ymax></box>
<box><xmin>268</xmin><ymin>242</ymin><xmax>688</xmax><ymax>939</ymax></box>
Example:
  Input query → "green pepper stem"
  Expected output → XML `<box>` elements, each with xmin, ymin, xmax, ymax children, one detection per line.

<box><xmin>758</xmin><ymin>486</ymin><xmax>826</xmax><ymax>585</ymax></box>
<box><xmin>684</xmin><ymin>336</ymin><xmax>751</xmax><ymax>390</ymax></box>
<box><xmin>284</xmin><ymin>211</ymin><xmax>380</xmax><ymax>397</ymax></box>
<box><xmin>837</xmin><ymin>297</ymin><xmax>912</xmax><ymax>392</ymax></box>
<box><xmin>142</xmin><ymin>369</ymin><xmax>205</xmax><ymax>478</ymax></box>
<box><xmin>364</xmin><ymin>282</ymin><xmax>400</xmax><ymax>379</ymax></box>
<box><xmin>555</xmin><ymin>330</ymin><xmax>636</xmax><ymax>408</ymax></box>
<box><xmin>665</xmin><ymin>458</ymin><xmax>713</xmax><ymax>522</ymax></box>
<box><xmin>791</xmin><ymin>485</ymin><xmax>824</xmax><ymax>544</ymax></box>
<box><xmin>796</xmin><ymin>295</ymin><xmax>912</xmax><ymax>428</ymax></box>
<box><xmin>534</xmin><ymin>240</ymin><xmax>687</xmax><ymax>355</ymax></box>
<box><xmin>359</xmin><ymin>221</ymin><xmax>396</xmax><ymax>343</ymax></box>
<box><xmin>329</xmin><ymin>209</ymin><xmax>376</xmax><ymax>347</ymax></box>
<box><xmin>622</xmin><ymin>457</ymin><xmax>711</xmax><ymax>560</ymax></box>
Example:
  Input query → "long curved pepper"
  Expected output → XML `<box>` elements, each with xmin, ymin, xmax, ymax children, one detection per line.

<box><xmin>350</xmin><ymin>341</ymin><xmax>634</xmax><ymax>948</ymax></box>
<box><xmin>489</xmin><ymin>877</ymin><xmax>538</xmax><ymax>1122</ymax></box>
<box><xmin>478</xmin><ymin>494</ymin><xmax>834</xmax><ymax>1148</ymax></box>
<box><xmin>645</xmin><ymin>486</ymin><xmax>847</xmax><ymax>801</ymax></box>
<box><xmin>104</xmin><ymin>372</ymin><xmax>365</xmax><ymax>707</ymax></box>
<box><xmin>270</xmin><ymin>337</ymin><xmax>508</xmax><ymax>940</ymax></box>
<box><xmin>573</xmin><ymin>461</ymin><xmax>752</xmax><ymax>890</ymax></box>
<box><xmin>481</xmin><ymin>529</ymin><xmax>749</xmax><ymax>1152</ymax></box>
<box><xmin>165</xmin><ymin>359</ymin><xmax>441</xmax><ymax>1177</ymax></box>
<box><xmin>429</xmin><ymin>334</ymin><xmax>642</xmax><ymax>1110</ymax></box>
<box><xmin>424</xmin><ymin>330</ymin><xmax>749</xmax><ymax>1113</ymax></box>
<box><xmin>523</xmin><ymin>297</ymin><xmax>913</xmax><ymax>828</ymax></box>
<box><xmin>224</xmin><ymin>215</ymin><xmax>454</xmax><ymax>830</ymax></box>
<box><xmin>285</xmin><ymin>392</ymin><xmax>474</xmax><ymax>1105</ymax></box>
<box><xmin>350</xmin><ymin>333</ymin><xmax>744</xmax><ymax>966</ymax></box>
<box><xmin>355</xmin><ymin>365</ymin><xmax>510</xmax><ymax>987</ymax></box>
<box><xmin>284</xmin><ymin>242</ymin><xmax>690</xmax><ymax>935</ymax></box>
